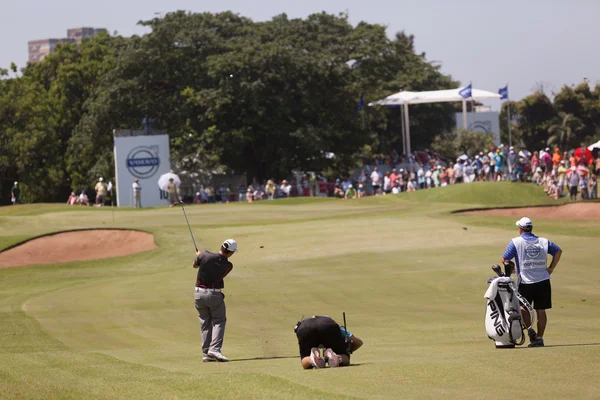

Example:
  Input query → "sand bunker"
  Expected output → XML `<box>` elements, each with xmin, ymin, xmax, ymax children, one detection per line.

<box><xmin>0</xmin><ymin>230</ymin><xmax>157</xmax><ymax>268</ymax></box>
<box><xmin>460</xmin><ymin>202</ymin><xmax>600</xmax><ymax>220</ymax></box>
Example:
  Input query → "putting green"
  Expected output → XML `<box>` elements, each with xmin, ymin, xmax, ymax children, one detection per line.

<box><xmin>1</xmin><ymin>182</ymin><xmax>599</xmax><ymax>399</ymax></box>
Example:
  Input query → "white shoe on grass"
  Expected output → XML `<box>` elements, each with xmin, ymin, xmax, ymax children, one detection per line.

<box><xmin>207</xmin><ymin>351</ymin><xmax>230</xmax><ymax>362</ymax></box>
<box><xmin>309</xmin><ymin>347</ymin><xmax>325</xmax><ymax>368</ymax></box>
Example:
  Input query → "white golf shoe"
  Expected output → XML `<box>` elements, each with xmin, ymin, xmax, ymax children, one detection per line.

<box><xmin>207</xmin><ymin>351</ymin><xmax>230</xmax><ymax>362</ymax></box>
<box><xmin>309</xmin><ymin>347</ymin><xmax>326</xmax><ymax>368</ymax></box>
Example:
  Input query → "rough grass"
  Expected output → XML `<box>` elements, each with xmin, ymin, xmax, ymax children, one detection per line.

<box><xmin>1</xmin><ymin>183</ymin><xmax>599</xmax><ymax>399</ymax></box>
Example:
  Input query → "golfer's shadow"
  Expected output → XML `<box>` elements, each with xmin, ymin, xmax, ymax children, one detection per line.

<box><xmin>231</xmin><ymin>356</ymin><xmax>297</xmax><ymax>362</ymax></box>
<box><xmin>543</xmin><ymin>342</ymin><xmax>600</xmax><ymax>348</ymax></box>
<box><xmin>231</xmin><ymin>356</ymin><xmax>369</xmax><ymax>366</ymax></box>
<box><xmin>513</xmin><ymin>342</ymin><xmax>600</xmax><ymax>349</ymax></box>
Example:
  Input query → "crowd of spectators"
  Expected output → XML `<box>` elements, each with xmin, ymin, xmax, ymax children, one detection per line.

<box><xmin>191</xmin><ymin>143</ymin><xmax>600</xmax><ymax>204</ymax></box>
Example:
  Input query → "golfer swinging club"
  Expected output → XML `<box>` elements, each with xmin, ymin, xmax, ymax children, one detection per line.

<box><xmin>193</xmin><ymin>239</ymin><xmax>238</xmax><ymax>362</ymax></box>
<box><xmin>501</xmin><ymin>217</ymin><xmax>562</xmax><ymax>347</ymax></box>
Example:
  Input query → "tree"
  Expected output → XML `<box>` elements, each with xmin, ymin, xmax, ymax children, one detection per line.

<box><xmin>547</xmin><ymin>112</ymin><xmax>583</xmax><ymax>149</ymax></box>
<box><xmin>0</xmin><ymin>11</ymin><xmax>458</xmax><ymax>203</ymax></box>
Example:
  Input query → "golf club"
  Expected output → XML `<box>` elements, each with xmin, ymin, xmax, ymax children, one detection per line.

<box><xmin>343</xmin><ymin>312</ymin><xmax>353</xmax><ymax>354</ymax></box>
<box><xmin>491</xmin><ymin>264</ymin><xmax>504</xmax><ymax>277</ymax></box>
<box><xmin>175</xmin><ymin>201</ymin><xmax>198</xmax><ymax>252</ymax></box>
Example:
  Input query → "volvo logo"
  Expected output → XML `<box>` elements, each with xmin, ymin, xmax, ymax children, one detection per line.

<box><xmin>525</xmin><ymin>244</ymin><xmax>541</xmax><ymax>258</ymax></box>
<box><xmin>126</xmin><ymin>146</ymin><xmax>160</xmax><ymax>179</ymax></box>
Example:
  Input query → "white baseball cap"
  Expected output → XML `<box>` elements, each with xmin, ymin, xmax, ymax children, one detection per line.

<box><xmin>99</xmin><ymin>177</ymin><xmax>103</xmax><ymax>182</ymax></box>
<box><xmin>516</xmin><ymin>217</ymin><xmax>533</xmax><ymax>229</ymax></box>
<box><xmin>348</xmin><ymin>184</ymin><xmax>353</xmax><ymax>189</ymax></box>
<box><xmin>222</xmin><ymin>239</ymin><xmax>238</xmax><ymax>252</ymax></box>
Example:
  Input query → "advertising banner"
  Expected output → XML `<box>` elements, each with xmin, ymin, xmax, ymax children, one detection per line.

<box><xmin>114</xmin><ymin>133</ymin><xmax>170</xmax><ymax>207</ymax></box>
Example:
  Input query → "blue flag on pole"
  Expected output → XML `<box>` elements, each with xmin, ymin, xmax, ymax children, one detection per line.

<box><xmin>458</xmin><ymin>84</ymin><xmax>472</xmax><ymax>99</ymax></box>
<box><xmin>355</xmin><ymin>93</ymin><xmax>365</xmax><ymax>111</ymax></box>
<box><xmin>499</xmin><ymin>85</ymin><xmax>509</xmax><ymax>100</ymax></box>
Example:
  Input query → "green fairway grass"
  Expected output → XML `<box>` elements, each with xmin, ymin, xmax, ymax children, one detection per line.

<box><xmin>1</xmin><ymin>182</ymin><xmax>599</xmax><ymax>399</ymax></box>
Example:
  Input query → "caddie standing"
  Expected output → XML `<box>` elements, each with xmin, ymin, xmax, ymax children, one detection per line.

<box><xmin>501</xmin><ymin>217</ymin><xmax>562</xmax><ymax>347</ymax></box>
<box><xmin>193</xmin><ymin>239</ymin><xmax>237</xmax><ymax>362</ymax></box>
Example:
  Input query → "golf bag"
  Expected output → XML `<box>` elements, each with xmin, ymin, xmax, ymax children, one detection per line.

<box><xmin>484</xmin><ymin>266</ymin><xmax>526</xmax><ymax>348</ymax></box>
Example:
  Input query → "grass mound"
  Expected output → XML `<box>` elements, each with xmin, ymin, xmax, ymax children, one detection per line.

<box><xmin>399</xmin><ymin>181</ymin><xmax>562</xmax><ymax>207</ymax></box>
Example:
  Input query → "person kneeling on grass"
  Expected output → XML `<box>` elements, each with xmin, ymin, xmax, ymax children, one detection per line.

<box><xmin>294</xmin><ymin>315</ymin><xmax>363</xmax><ymax>369</ymax></box>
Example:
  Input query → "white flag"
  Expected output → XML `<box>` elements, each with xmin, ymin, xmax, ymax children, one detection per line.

<box><xmin>107</xmin><ymin>181</ymin><xmax>113</xmax><ymax>192</ymax></box>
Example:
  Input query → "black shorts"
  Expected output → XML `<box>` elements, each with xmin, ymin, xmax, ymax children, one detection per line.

<box><xmin>570</xmin><ymin>186</ymin><xmax>578</xmax><ymax>196</ymax></box>
<box><xmin>295</xmin><ymin>316</ymin><xmax>348</xmax><ymax>358</ymax></box>
<box><xmin>519</xmin><ymin>279</ymin><xmax>552</xmax><ymax>310</ymax></box>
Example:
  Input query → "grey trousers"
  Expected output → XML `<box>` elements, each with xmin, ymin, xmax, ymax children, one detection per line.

<box><xmin>194</xmin><ymin>289</ymin><xmax>227</xmax><ymax>354</ymax></box>
<box><xmin>134</xmin><ymin>192</ymin><xmax>141</xmax><ymax>208</ymax></box>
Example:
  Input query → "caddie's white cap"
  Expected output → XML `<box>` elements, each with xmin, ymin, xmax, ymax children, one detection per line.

<box><xmin>222</xmin><ymin>239</ymin><xmax>238</xmax><ymax>252</ymax></box>
<box><xmin>516</xmin><ymin>217</ymin><xmax>533</xmax><ymax>229</ymax></box>
<box><xmin>99</xmin><ymin>177</ymin><xmax>103</xmax><ymax>181</ymax></box>
<box><xmin>348</xmin><ymin>184</ymin><xmax>353</xmax><ymax>188</ymax></box>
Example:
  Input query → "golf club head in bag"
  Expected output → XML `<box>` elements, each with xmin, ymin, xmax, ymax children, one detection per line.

<box><xmin>503</xmin><ymin>260</ymin><xmax>515</xmax><ymax>277</ymax></box>
<box><xmin>484</xmin><ymin>271</ymin><xmax>525</xmax><ymax>348</ymax></box>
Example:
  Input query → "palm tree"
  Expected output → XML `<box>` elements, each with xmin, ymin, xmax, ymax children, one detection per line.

<box><xmin>547</xmin><ymin>112</ymin><xmax>581</xmax><ymax>148</ymax></box>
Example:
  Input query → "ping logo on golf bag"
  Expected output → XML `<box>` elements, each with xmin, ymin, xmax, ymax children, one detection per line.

<box><xmin>488</xmin><ymin>301</ymin><xmax>506</xmax><ymax>336</ymax></box>
<box><xmin>126</xmin><ymin>146</ymin><xmax>160</xmax><ymax>179</ymax></box>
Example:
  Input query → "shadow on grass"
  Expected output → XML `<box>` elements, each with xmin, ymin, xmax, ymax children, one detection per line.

<box><xmin>230</xmin><ymin>356</ymin><xmax>370</xmax><ymax>367</ymax></box>
<box><xmin>543</xmin><ymin>342</ymin><xmax>600</xmax><ymax>348</ymax></box>
<box><xmin>512</xmin><ymin>342</ymin><xmax>600</xmax><ymax>349</ymax></box>
<box><xmin>231</xmin><ymin>355</ymin><xmax>298</xmax><ymax>362</ymax></box>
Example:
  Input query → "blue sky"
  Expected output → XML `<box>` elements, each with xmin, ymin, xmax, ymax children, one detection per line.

<box><xmin>2</xmin><ymin>0</ymin><xmax>599</xmax><ymax>108</ymax></box>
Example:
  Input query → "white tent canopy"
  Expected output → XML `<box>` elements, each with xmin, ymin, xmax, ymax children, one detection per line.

<box><xmin>369</xmin><ymin>86</ymin><xmax>502</xmax><ymax>154</ymax></box>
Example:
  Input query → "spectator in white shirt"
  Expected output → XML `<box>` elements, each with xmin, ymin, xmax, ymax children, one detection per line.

<box><xmin>370</xmin><ymin>167</ymin><xmax>381</xmax><ymax>196</ymax></box>
<box><xmin>383</xmin><ymin>171</ymin><xmax>391</xmax><ymax>194</ymax></box>
<box><xmin>280</xmin><ymin>180</ymin><xmax>291</xmax><ymax>198</ymax></box>
<box><xmin>454</xmin><ymin>160</ymin><xmax>464</xmax><ymax>184</ymax></box>
<box><xmin>132</xmin><ymin>178</ymin><xmax>142</xmax><ymax>208</ymax></box>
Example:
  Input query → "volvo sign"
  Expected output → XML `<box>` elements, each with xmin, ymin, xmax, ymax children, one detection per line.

<box><xmin>114</xmin><ymin>132</ymin><xmax>170</xmax><ymax>207</ymax></box>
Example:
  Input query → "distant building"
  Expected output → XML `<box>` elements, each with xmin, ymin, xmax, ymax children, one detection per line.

<box><xmin>28</xmin><ymin>27</ymin><xmax>107</xmax><ymax>63</ymax></box>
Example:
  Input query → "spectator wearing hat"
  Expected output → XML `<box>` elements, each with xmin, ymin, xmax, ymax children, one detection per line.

<box><xmin>557</xmin><ymin>160</ymin><xmax>567</xmax><ymax>195</ymax></box>
<box><xmin>357</xmin><ymin>183</ymin><xmax>366</xmax><ymax>197</ymax></box>
<box><xmin>10</xmin><ymin>181</ymin><xmax>20</xmax><ymax>205</ymax></box>
<box><xmin>501</xmin><ymin>217</ymin><xmax>562</xmax><ymax>347</ymax></box>
<box><xmin>132</xmin><ymin>178</ymin><xmax>142</xmax><ymax>208</ymax></box>
<box><xmin>95</xmin><ymin>177</ymin><xmax>108</xmax><ymax>207</ymax></box>
<box><xmin>493</xmin><ymin>149</ymin><xmax>504</xmax><ymax>181</ymax></box>
<box><xmin>344</xmin><ymin>184</ymin><xmax>357</xmax><ymax>199</ymax></box>
<box><xmin>265</xmin><ymin>180</ymin><xmax>276</xmax><ymax>200</ymax></box>
<box><xmin>167</xmin><ymin>178</ymin><xmax>178</xmax><ymax>206</ymax></box>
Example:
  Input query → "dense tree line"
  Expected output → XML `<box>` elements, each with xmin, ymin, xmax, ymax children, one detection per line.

<box><xmin>499</xmin><ymin>81</ymin><xmax>600</xmax><ymax>151</ymax></box>
<box><xmin>0</xmin><ymin>11</ymin><xmax>470</xmax><ymax>204</ymax></box>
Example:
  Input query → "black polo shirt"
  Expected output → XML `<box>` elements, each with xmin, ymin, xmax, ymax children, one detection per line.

<box><xmin>194</xmin><ymin>251</ymin><xmax>233</xmax><ymax>289</ymax></box>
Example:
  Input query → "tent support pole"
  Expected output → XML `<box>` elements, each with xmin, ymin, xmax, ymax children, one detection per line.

<box><xmin>404</xmin><ymin>104</ymin><xmax>412</xmax><ymax>155</ymax></box>
<box><xmin>400</xmin><ymin>105</ymin><xmax>407</xmax><ymax>155</ymax></box>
